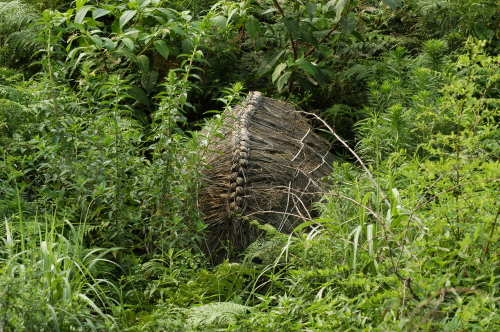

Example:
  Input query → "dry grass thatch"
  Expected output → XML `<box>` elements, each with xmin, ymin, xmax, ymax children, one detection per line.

<box><xmin>199</xmin><ymin>91</ymin><xmax>334</xmax><ymax>264</ymax></box>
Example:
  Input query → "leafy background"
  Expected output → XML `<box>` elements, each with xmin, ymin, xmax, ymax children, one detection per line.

<box><xmin>0</xmin><ymin>0</ymin><xmax>499</xmax><ymax>330</ymax></box>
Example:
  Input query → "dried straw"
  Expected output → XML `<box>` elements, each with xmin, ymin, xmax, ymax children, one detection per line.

<box><xmin>199</xmin><ymin>91</ymin><xmax>334</xmax><ymax>264</ymax></box>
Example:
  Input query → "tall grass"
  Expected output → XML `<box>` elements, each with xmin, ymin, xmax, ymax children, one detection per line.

<box><xmin>0</xmin><ymin>189</ymin><xmax>124</xmax><ymax>331</ymax></box>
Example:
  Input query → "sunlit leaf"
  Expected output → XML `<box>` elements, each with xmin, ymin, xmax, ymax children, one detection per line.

<box><xmin>75</xmin><ymin>5</ymin><xmax>92</xmax><ymax>24</ymax></box>
<box><xmin>136</xmin><ymin>54</ymin><xmax>149</xmax><ymax>72</ymax></box>
<box><xmin>305</xmin><ymin>2</ymin><xmax>317</xmax><ymax>17</ymax></box>
<box><xmin>76</xmin><ymin>0</ymin><xmax>86</xmax><ymax>10</ymax></box>
<box><xmin>141</xmin><ymin>71</ymin><xmax>159</xmax><ymax>93</ymax></box>
<box><xmin>119</xmin><ymin>10</ymin><xmax>137</xmax><ymax>28</ymax></box>
<box><xmin>92</xmin><ymin>8</ymin><xmax>110</xmax><ymax>20</ymax></box>
<box><xmin>121</xmin><ymin>37</ymin><xmax>134</xmax><ymax>51</ymax></box>
<box><xmin>262</xmin><ymin>7</ymin><xmax>278</xmax><ymax>15</ymax></box>
<box><xmin>181</xmin><ymin>39</ymin><xmax>193</xmax><ymax>53</ymax></box>
<box><xmin>212</xmin><ymin>15</ymin><xmax>227</xmax><ymax>29</ymax></box>
<box><xmin>90</xmin><ymin>35</ymin><xmax>102</xmax><ymax>49</ymax></box>
<box><xmin>335</xmin><ymin>0</ymin><xmax>348</xmax><ymax>19</ymax></box>
<box><xmin>138</xmin><ymin>0</ymin><xmax>151</xmax><ymax>8</ymax></box>
<box><xmin>154</xmin><ymin>40</ymin><xmax>169</xmax><ymax>59</ymax></box>
<box><xmin>272</xmin><ymin>63</ymin><xmax>287</xmax><ymax>83</ymax></box>
<box><xmin>277</xmin><ymin>71</ymin><xmax>292</xmax><ymax>92</ymax></box>
<box><xmin>339</xmin><ymin>15</ymin><xmax>356</xmax><ymax>36</ymax></box>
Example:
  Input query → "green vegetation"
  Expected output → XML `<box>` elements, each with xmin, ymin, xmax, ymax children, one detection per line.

<box><xmin>1</xmin><ymin>0</ymin><xmax>499</xmax><ymax>330</ymax></box>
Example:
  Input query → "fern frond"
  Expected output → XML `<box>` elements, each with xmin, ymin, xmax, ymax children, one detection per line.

<box><xmin>0</xmin><ymin>1</ymin><xmax>39</xmax><ymax>35</ymax></box>
<box><xmin>340</xmin><ymin>64</ymin><xmax>373</xmax><ymax>81</ymax></box>
<box><xmin>0</xmin><ymin>98</ymin><xmax>30</xmax><ymax>138</ymax></box>
<box><xmin>244</xmin><ymin>237</ymin><xmax>285</xmax><ymax>265</ymax></box>
<box><xmin>140</xmin><ymin>259</ymin><xmax>169</xmax><ymax>278</ymax></box>
<box><xmin>83</xmin><ymin>224</ymin><xmax>102</xmax><ymax>235</ymax></box>
<box><xmin>0</xmin><ymin>85</ymin><xmax>25</xmax><ymax>102</ymax></box>
<box><xmin>5</xmin><ymin>28</ymin><xmax>43</xmax><ymax>55</ymax></box>
<box><xmin>0</xmin><ymin>1</ymin><xmax>40</xmax><ymax>66</ymax></box>
<box><xmin>187</xmin><ymin>302</ymin><xmax>252</xmax><ymax>328</ymax></box>
<box><xmin>416</xmin><ymin>0</ymin><xmax>447</xmax><ymax>16</ymax></box>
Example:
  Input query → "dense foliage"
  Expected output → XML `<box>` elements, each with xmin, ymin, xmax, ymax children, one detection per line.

<box><xmin>1</xmin><ymin>0</ymin><xmax>499</xmax><ymax>330</ymax></box>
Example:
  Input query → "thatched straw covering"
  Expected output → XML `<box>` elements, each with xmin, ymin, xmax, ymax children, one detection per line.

<box><xmin>200</xmin><ymin>91</ymin><xmax>334</xmax><ymax>264</ymax></box>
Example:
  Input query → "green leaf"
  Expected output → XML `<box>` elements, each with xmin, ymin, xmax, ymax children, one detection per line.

<box><xmin>92</xmin><ymin>8</ymin><xmax>110</xmax><ymax>20</ymax></box>
<box><xmin>283</xmin><ymin>17</ymin><xmax>300</xmax><ymax>39</ymax></box>
<box><xmin>121</xmin><ymin>37</ymin><xmax>134</xmax><ymax>51</ymax></box>
<box><xmin>276</xmin><ymin>71</ymin><xmax>292</xmax><ymax>92</ymax></box>
<box><xmin>111</xmin><ymin>18</ymin><xmax>120</xmax><ymax>34</ymax></box>
<box><xmin>141</xmin><ymin>71</ymin><xmax>158</xmax><ymax>93</ymax></box>
<box><xmin>245</xmin><ymin>16</ymin><xmax>259</xmax><ymax>39</ymax></box>
<box><xmin>154</xmin><ymin>40</ymin><xmax>169</xmax><ymax>59</ymax></box>
<box><xmin>76</xmin><ymin>0</ymin><xmax>86</xmax><ymax>10</ymax></box>
<box><xmin>90</xmin><ymin>35</ymin><xmax>102</xmax><ymax>49</ymax></box>
<box><xmin>127</xmin><ymin>86</ymin><xmax>150</xmax><ymax>106</ymax></box>
<box><xmin>338</xmin><ymin>0</ymin><xmax>349</xmax><ymax>18</ymax></box>
<box><xmin>68</xmin><ymin>22</ymin><xmax>85</xmax><ymax>32</ymax></box>
<box><xmin>181</xmin><ymin>39</ymin><xmax>193</xmax><ymax>53</ymax></box>
<box><xmin>294</xmin><ymin>221</ymin><xmax>314</xmax><ymax>232</ymax></box>
<box><xmin>212</xmin><ymin>15</ymin><xmax>227</xmax><ymax>29</ymax></box>
<box><xmin>67</xmin><ymin>46</ymin><xmax>85</xmax><ymax>61</ymax></box>
<box><xmin>305</xmin><ymin>2</ymin><xmax>317</xmax><ymax>17</ymax></box>
<box><xmin>262</xmin><ymin>7</ymin><xmax>278</xmax><ymax>15</ymax></box>
<box><xmin>75</xmin><ymin>5</ymin><xmax>92</xmax><ymax>24</ymax></box>
<box><xmin>351</xmin><ymin>31</ymin><xmax>364</xmax><ymax>42</ymax></box>
<box><xmin>296</xmin><ymin>58</ymin><xmax>324</xmax><ymax>84</ymax></box>
<box><xmin>119</xmin><ymin>10</ymin><xmax>137</xmax><ymax>28</ymax></box>
<box><xmin>297</xmin><ymin>77</ymin><xmax>314</xmax><ymax>91</ymax></box>
<box><xmin>300</xmin><ymin>27</ymin><xmax>318</xmax><ymax>46</ymax></box>
<box><xmin>272</xmin><ymin>63</ymin><xmax>287</xmax><ymax>83</ymax></box>
<box><xmin>155</xmin><ymin>8</ymin><xmax>177</xmax><ymax>20</ymax></box>
<box><xmin>329</xmin><ymin>0</ymin><xmax>348</xmax><ymax>19</ymax></box>
<box><xmin>258</xmin><ymin>49</ymin><xmax>286</xmax><ymax>75</ymax></box>
<box><xmin>382</xmin><ymin>0</ymin><xmax>402</xmax><ymax>10</ymax></box>
<box><xmin>339</xmin><ymin>15</ymin><xmax>356</xmax><ymax>36</ymax></box>
<box><xmin>136</xmin><ymin>55</ymin><xmax>149</xmax><ymax>72</ymax></box>
<box><xmin>138</xmin><ymin>0</ymin><xmax>151</xmax><ymax>8</ymax></box>
<box><xmin>321</xmin><ymin>68</ymin><xmax>335</xmax><ymax>78</ymax></box>
<box><xmin>296</xmin><ymin>58</ymin><xmax>317</xmax><ymax>76</ymax></box>
<box><xmin>114</xmin><ymin>49</ymin><xmax>137</xmax><ymax>62</ymax></box>
<box><xmin>101</xmin><ymin>37</ymin><xmax>116</xmax><ymax>51</ymax></box>
<box><xmin>314</xmin><ymin>29</ymin><xmax>340</xmax><ymax>39</ymax></box>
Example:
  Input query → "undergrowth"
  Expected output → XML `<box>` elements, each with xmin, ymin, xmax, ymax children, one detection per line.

<box><xmin>1</xmin><ymin>0</ymin><xmax>499</xmax><ymax>331</ymax></box>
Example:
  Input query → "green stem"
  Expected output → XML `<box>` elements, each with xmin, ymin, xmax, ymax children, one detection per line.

<box><xmin>114</xmin><ymin>87</ymin><xmax>120</xmax><ymax>225</ymax></box>
<box><xmin>16</xmin><ymin>184</ymin><xmax>25</xmax><ymax>261</ymax></box>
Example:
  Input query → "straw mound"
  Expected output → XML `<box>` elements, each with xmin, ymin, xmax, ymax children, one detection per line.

<box><xmin>199</xmin><ymin>91</ymin><xmax>334</xmax><ymax>264</ymax></box>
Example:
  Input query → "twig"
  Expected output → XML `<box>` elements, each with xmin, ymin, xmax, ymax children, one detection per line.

<box><xmin>300</xmin><ymin>110</ymin><xmax>391</xmax><ymax>208</ymax></box>
<box><xmin>393</xmin><ymin>269</ymin><xmax>420</xmax><ymax>301</ymax></box>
